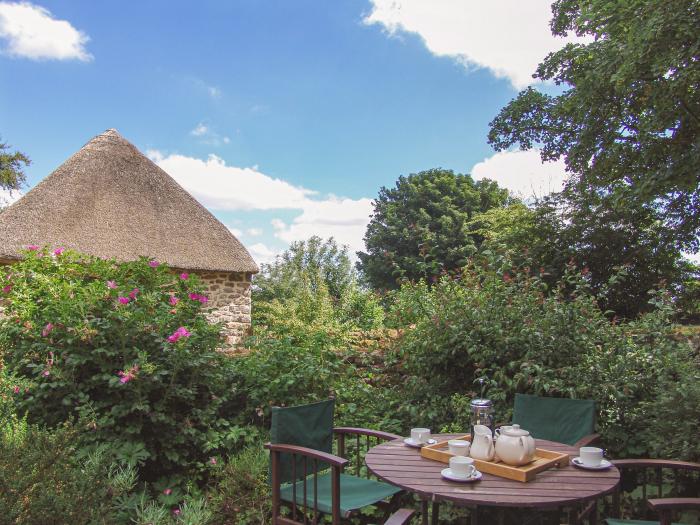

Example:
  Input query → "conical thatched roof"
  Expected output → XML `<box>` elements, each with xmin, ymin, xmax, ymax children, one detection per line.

<box><xmin>0</xmin><ymin>129</ymin><xmax>258</xmax><ymax>273</ymax></box>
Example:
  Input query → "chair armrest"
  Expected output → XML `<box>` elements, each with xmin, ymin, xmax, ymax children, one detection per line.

<box><xmin>334</xmin><ymin>427</ymin><xmax>402</xmax><ymax>441</ymax></box>
<box><xmin>384</xmin><ymin>508</ymin><xmax>416</xmax><ymax>525</ymax></box>
<box><xmin>264</xmin><ymin>442</ymin><xmax>349</xmax><ymax>468</ymax></box>
<box><xmin>573</xmin><ymin>433</ymin><xmax>601</xmax><ymax>447</ymax></box>
<box><xmin>612</xmin><ymin>459</ymin><xmax>700</xmax><ymax>472</ymax></box>
<box><xmin>648</xmin><ymin>497</ymin><xmax>700</xmax><ymax>511</ymax></box>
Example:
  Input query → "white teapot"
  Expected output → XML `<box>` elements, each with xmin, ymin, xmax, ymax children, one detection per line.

<box><xmin>494</xmin><ymin>424</ymin><xmax>536</xmax><ymax>466</ymax></box>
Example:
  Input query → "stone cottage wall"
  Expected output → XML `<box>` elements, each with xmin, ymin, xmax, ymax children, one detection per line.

<box><xmin>194</xmin><ymin>270</ymin><xmax>253</xmax><ymax>348</ymax></box>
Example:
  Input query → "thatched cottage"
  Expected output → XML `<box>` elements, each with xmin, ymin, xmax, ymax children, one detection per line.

<box><xmin>0</xmin><ymin>129</ymin><xmax>258</xmax><ymax>346</ymax></box>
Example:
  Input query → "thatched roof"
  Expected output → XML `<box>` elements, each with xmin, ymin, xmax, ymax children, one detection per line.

<box><xmin>0</xmin><ymin>129</ymin><xmax>258</xmax><ymax>273</ymax></box>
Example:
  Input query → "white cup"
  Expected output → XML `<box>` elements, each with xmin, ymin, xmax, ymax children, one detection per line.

<box><xmin>449</xmin><ymin>456</ymin><xmax>476</xmax><ymax>478</ymax></box>
<box><xmin>579</xmin><ymin>447</ymin><xmax>604</xmax><ymax>467</ymax></box>
<box><xmin>411</xmin><ymin>428</ymin><xmax>431</xmax><ymax>444</ymax></box>
<box><xmin>448</xmin><ymin>439</ymin><xmax>470</xmax><ymax>456</ymax></box>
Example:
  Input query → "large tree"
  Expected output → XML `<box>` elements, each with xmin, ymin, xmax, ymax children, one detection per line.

<box><xmin>357</xmin><ymin>168</ymin><xmax>510</xmax><ymax>290</ymax></box>
<box><xmin>488</xmin><ymin>0</ymin><xmax>700</xmax><ymax>249</ymax></box>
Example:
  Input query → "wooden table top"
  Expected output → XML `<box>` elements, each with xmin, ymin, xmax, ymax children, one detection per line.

<box><xmin>365</xmin><ymin>434</ymin><xmax>620</xmax><ymax>509</ymax></box>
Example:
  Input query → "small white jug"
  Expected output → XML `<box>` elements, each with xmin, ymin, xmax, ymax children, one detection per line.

<box><xmin>469</xmin><ymin>424</ymin><xmax>495</xmax><ymax>461</ymax></box>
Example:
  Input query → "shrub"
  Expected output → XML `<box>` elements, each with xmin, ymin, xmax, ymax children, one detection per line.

<box><xmin>391</xmin><ymin>254</ymin><xmax>700</xmax><ymax>460</ymax></box>
<box><xmin>0</xmin><ymin>248</ymin><xmax>243</xmax><ymax>480</ymax></box>
<box><xmin>209</xmin><ymin>446</ymin><xmax>271</xmax><ymax>525</ymax></box>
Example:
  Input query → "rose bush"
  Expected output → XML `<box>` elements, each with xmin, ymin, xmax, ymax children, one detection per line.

<box><xmin>0</xmin><ymin>248</ymin><xmax>244</xmax><ymax>481</ymax></box>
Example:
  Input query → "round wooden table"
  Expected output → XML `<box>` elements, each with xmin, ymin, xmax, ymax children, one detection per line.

<box><xmin>365</xmin><ymin>434</ymin><xmax>619</xmax><ymax>525</ymax></box>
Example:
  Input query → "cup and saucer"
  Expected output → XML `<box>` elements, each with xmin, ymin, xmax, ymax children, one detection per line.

<box><xmin>404</xmin><ymin>428</ymin><xmax>436</xmax><ymax>448</ymax></box>
<box><xmin>572</xmin><ymin>447</ymin><xmax>612</xmax><ymax>470</ymax></box>
<box><xmin>441</xmin><ymin>456</ymin><xmax>482</xmax><ymax>482</ymax></box>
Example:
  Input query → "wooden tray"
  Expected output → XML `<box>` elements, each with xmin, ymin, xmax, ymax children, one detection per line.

<box><xmin>420</xmin><ymin>434</ymin><xmax>569</xmax><ymax>482</ymax></box>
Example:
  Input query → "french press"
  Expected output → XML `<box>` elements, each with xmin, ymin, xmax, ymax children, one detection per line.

<box><xmin>469</xmin><ymin>377</ymin><xmax>495</xmax><ymax>437</ymax></box>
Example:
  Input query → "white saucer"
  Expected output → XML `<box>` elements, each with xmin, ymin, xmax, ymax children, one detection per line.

<box><xmin>403</xmin><ymin>437</ymin><xmax>437</xmax><ymax>448</ymax></box>
<box><xmin>441</xmin><ymin>468</ymin><xmax>482</xmax><ymax>482</ymax></box>
<box><xmin>571</xmin><ymin>457</ymin><xmax>612</xmax><ymax>470</ymax></box>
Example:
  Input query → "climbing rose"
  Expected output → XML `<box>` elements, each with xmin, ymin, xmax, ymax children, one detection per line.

<box><xmin>27</xmin><ymin>245</ymin><xmax>39</xmax><ymax>251</ymax></box>
<box><xmin>169</xmin><ymin>295</ymin><xmax>179</xmax><ymax>306</ymax></box>
<box><xmin>13</xmin><ymin>386</ymin><xmax>20</xmax><ymax>394</ymax></box>
<box><xmin>129</xmin><ymin>288</ymin><xmax>139</xmax><ymax>300</ymax></box>
<box><xmin>163</xmin><ymin>488</ymin><xmax>172</xmax><ymax>496</ymax></box>
<box><xmin>209</xmin><ymin>457</ymin><xmax>217</xmax><ymax>465</ymax></box>
<box><xmin>118</xmin><ymin>296</ymin><xmax>130</xmax><ymax>305</ymax></box>
<box><xmin>179</xmin><ymin>272</ymin><xmax>189</xmax><ymax>280</ymax></box>
<box><xmin>53</xmin><ymin>247</ymin><xmax>64</xmax><ymax>256</ymax></box>
<box><xmin>41</xmin><ymin>323</ymin><xmax>54</xmax><ymax>337</ymax></box>
<box><xmin>149</xmin><ymin>260</ymin><xmax>160</xmax><ymax>268</ymax></box>
<box><xmin>107</xmin><ymin>280</ymin><xmax>117</xmax><ymax>289</ymax></box>
<box><xmin>42</xmin><ymin>370</ymin><xmax>50</xmax><ymax>377</ymax></box>
<box><xmin>2</xmin><ymin>285</ymin><xmax>10</xmax><ymax>293</ymax></box>
<box><xmin>117</xmin><ymin>365</ymin><xmax>139</xmax><ymax>384</ymax></box>
<box><xmin>173</xmin><ymin>509</ymin><xmax>181</xmax><ymax>516</ymax></box>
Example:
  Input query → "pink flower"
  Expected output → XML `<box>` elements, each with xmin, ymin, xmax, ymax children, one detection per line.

<box><xmin>173</xmin><ymin>509</ymin><xmax>181</xmax><ymax>516</ymax></box>
<box><xmin>118</xmin><ymin>296</ymin><xmax>130</xmax><ymax>305</ymax></box>
<box><xmin>2</xmin><ymin>285</ymin><xmax>11</xmax><ymax>294</ymax></box>
<box><xmin>27</xmin><ymin>245</ymin><xmax>39</xmax><ymax>251</ymax></box>
<box><xmin>188</xmin><ymin>293</ymin><xmax>209</xmax><ymax>304</ymax></box>
<box><xmin>149</xmin><ymin>260</ymin><xmax>160</xmax><ymax>268</ymax></box>
<box><xmin>129</xmin><ymin>288</ymin><xmax>139</xmax><ymax>300</ymax></box>
<box><xmin>179</xmin><ymin>272</ymin><xmax>189</xmax><ymax>280</ymax></box>
<box><xmin>53</xmin><ymin>247</ymin><xmax>64</xmax><ymax>256</ymax></box>
<box><xmin>163</xmin><ymin>488</ymin><xmax>172</xmax><ymax>495</ymax></box>
<box><xmin>117</xmin><ymin>365</ymin><xmax>139</xmax><ymax>384</ymax></box>
<box><xmin>42</xmin><ymin>370</ymin><xmax>50</xmax><ymax>377</ymax></box>
<box><xmin>167</xmin><ymin>326</ymin><xmax>191</xmax><ymax>343</ymax></box>
<box><xmin>107</xmin><ymin>280</ymin><xmax>117</xmax><ymax>289</ymax></box>
<box><xmin>13</xmin><ymin>386</ymin><xmax>20</xmax><ymax>394</ymax></box>
<box><xmin>209</xmin><ymin>457</ymin><xmax>217</xmax><ymax>465</ymax></box>
<box><xmin>169</xmin><ymin>295</ymin><xmax>180</xmax><ymax>306</ymax></box>
<box><xmin>42</xmin><ymin>323</ymin><xmax>54</xmax><ymax>337</ymax></box>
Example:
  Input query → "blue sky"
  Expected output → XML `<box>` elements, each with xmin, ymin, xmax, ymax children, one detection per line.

<box><xmin>0</xmin><ymin>1</ymin><xmax>576</xmax><ymax>264</ymax></box>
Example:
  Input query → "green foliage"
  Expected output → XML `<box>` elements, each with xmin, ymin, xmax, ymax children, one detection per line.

<box><xmin>0</xmin><ymin>137</ymin><xmax>29</xmax><ymax>193</ymax></box>
<box><xmin>475</xmin><ymin>191</ymin><xmax>693</xmax><ymax>318</ymax></box>
<box><xmin>253</xmin><ymin>236</ymin><xmax>384</xmax><ymax>338</ymax></box>
<box><xmin>488</xmin><ymin>0</ymin><xmax>700</xmax><ymax>246</ymax></box>
<box><xmin>209</xmin><ymin>446</ymin><xmax>271</xmax><ymax>525</ymax></box>
<box><xmin>0</xmin><ymin>419</ymin><xmax>116</xmax><ymax>524</ymax></box>
<box><xmin>357</xmin><ymin>168</ymin><xmax>511</xmax><ymax>291</ymax></box>
<box><xmin>0</xmin><ymin>248</ymin><xmax>241</xmax><ymax>480</ymax></box>
<box><xmin>390</xmin><ymin>254</ymin><xmax>700</xmax><ymax>460</ymax></box>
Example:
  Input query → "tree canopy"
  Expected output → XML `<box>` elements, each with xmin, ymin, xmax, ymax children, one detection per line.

<box><xmin>488</xmin><ymin>0</ymin><xmax>700</xmax><ymax>249</ymax></box>
<box><xmin>0</xmin><ymin>138</ymin><xmax>30</xmax><ymax>193</ymax></box>
<box><xmin>357</xmin><ymin>168</ymin><xmax>511</xmax><ymax>290</ymax></box>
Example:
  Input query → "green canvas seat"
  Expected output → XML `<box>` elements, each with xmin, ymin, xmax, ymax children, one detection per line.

<box><xmin>512</xmin><ymin>393</ymin><xmax>596</xmax><ymax>446</ymax></box>
<box><xmin>280</xmin><ymin>472</ymin><xmax>401</xmax><ymax>517</ymax></box>
<box><xmin>267</xmin><ymin>399</ymin><xmax>406</xmax><ymax>524</ymax></box>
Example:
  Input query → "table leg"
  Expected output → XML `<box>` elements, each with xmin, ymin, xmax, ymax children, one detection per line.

<box><xmin>470</xmin><ymin>506</ymin><xmax>478</xmax><ymax>525</ymax></box>
<box><xmin>421</xmin><ymin>500</ymin><xmax>429</xmax><ymax>525</ymax></box>
<box><xmin>431</xmin><ymin>502</ymin><xmax>439</xmax><ymax>525</ymax></box>
<box><xmin>589</xmin><ymin>499</ymin><xmax>598</xmax><ymax>525</ymax></box>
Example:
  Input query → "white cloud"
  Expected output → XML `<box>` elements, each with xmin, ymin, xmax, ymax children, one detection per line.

<box><xmin>246</xmin><ymin>227</ymin><xmax>262</xmax><ymax>236</ymax></box>
<box><xmin>364</xmin><ymin>0</ymin><xmax>588</xmax><ymax>89</ymax></box>
<box><xmin>188</xmin><ymin>122</ymin><xmax>230</xmax><ymax>146</ymax></box>
<box><xmin>208</xmin><ymin>86</ymin><xmax>221</xmax><ymax>99</ymax></box>
<box><xmin>471</xmin><ymin>149</ymin><xmax>568</xmax><ymax>199</ymax></box>
<box><xmin>150</xmin><ymin>151</ymin><xmax>374</xmax><ymax>256</ymax></box>
<box><xmin>0</xmin><ymin>187</ymin><xmax>22</xmax><ymax>207</ymax></box>
<box><xmin>248</xmin><ymin>242</ymin><xmax>279</xmax><ymax>265</ymax></box>
<box><xmin>0</xmin><ymin>1</ymin><xmax>91</xmax><ymax>61</ymax></box>
<box><xmin>270</xmin><ymin>197</ymin><xmax>374</xmax><ymax>256</ymax></box>
<box><xmin>190</xmin><ymin>123</ymin><xmax>209</xmax><ymax>137</ymax></box>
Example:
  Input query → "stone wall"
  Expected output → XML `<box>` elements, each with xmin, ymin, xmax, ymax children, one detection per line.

<box><xmin>194</xmin><ymin>270</ymin><xmax>253</xmax><ymax>348</ymax></box>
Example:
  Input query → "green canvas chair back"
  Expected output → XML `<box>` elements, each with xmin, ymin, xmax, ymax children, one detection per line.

<box><xmin>270</xmin><ymin>398</ymin><xmax>335</xmax><ymax>484</ymax></box>
<box><xmin>512</xmin><ymin>393</ymin><xmax>595</xmax><ymax>446</ymax></box>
